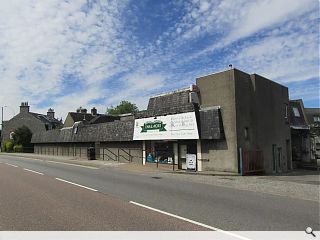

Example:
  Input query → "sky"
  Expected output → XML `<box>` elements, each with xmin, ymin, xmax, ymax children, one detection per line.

<box><xmin>0</xmin><ymin>0</ymin><xmax>319</xmax><ymax>121</ymax></box>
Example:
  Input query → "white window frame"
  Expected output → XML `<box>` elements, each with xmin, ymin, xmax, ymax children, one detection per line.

<box><xmin>292</xmin><ymin>107</ymin><xmax>300</xmax><ymax>117</ymax></box>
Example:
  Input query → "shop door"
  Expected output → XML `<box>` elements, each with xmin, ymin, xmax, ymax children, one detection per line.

<box><xmin>179</xmin><ymin>144</ymin><xmax>187</xmax><ymax>169</ymax></box>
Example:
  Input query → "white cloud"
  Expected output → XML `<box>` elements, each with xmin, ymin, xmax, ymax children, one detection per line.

<box><xmin>0</xmin><ymin>0</ymin><xmax>318</xmax><ymax>123</ymax></box>
<box><xmin>225</xmin><ymin>0</ymin><xmax>315</xmax><ymax>44</ymax></box>
<box><xmin>0</xmin><ymin>0</ymin><xmax>130</xmax><ymax>120</ymax></box>
<box><xmin>233</xmin><ymin>30</ymin><xmax>318</xmax><ymax>83</ymax></box>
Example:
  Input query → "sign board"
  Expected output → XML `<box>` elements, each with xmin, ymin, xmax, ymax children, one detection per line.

<box><xmin>133</xmin><ymin>112</ymin><xmax>199</xmax><ymax>140</ymax></box>
<box><xmin>186</xmin><ymin>154</ymin><xmax>197</xmax><ymax>171</ymax></box>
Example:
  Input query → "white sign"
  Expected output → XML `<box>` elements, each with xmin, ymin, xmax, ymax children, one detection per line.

<box><xmin>133</xmin><ymin>112</ymin><xmax>199</xmax><ymax>140</ymax></box>
<box><xmin>186</xmin><ymin>154</ymin><xmax>197</xmax><ymax>170</ymax></box>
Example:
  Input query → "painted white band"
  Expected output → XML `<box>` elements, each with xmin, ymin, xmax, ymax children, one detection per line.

<box><xmin>55</xmin><ymin>178</ymin><xmax>98</xmax><ymax>192</ymax></box>
<box><xmin>23</xmin><ymin>168</ymin><xmax>44</xmax><ymax>175</ymax></box>
<box><xmin>129</xmin><ymin>201</ymin><xmax>252</xmax><ymax>240</ymax></box>
<box><xmin>5</xmin><ymin>163</ymin><xmax>18</xmax><ymax>167</ymax></box>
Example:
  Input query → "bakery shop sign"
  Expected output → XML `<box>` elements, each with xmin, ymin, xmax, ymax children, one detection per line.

<box><xmin>140</xmin><ymin>120</ymin><xmax>167</xmax><ymax>132</ymax></box>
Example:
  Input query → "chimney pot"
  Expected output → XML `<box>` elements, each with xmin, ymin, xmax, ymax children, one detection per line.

<box><xmin>91</xmin><ymin>107</ymin><xmax>97</xmax><ymax>116</ymax></box>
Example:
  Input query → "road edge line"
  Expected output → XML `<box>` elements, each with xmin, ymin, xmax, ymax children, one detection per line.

<box><xmin>55</xmin><ymin>178</ymin><xmax>98</xmax><ymax>192</ymax></box>
<box><xmin>47</xmin><ymin>161</ymin><xmax>99</xmax><ymax>169</ymax></box>
<box><xmin>129</xmin><ymin>201</ymin><xmax>252</xmax><ymax>240</ymax></box>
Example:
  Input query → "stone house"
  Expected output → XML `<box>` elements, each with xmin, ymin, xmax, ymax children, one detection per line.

<box><xmin>1</xmin><ymin>102</ymin><xmax>63</xmax><ymax>149</ymax></box>
<box><xmin>32</xmin><ymin>68</ymin><xmax>292</xmax><ymax>174</ymax></box>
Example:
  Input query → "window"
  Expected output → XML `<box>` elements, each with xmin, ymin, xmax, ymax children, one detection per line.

<box><xmin>292</xmin><ymin>107</ymin><xmax>300</xmax><ymax>117</ymax></box>
<box><xmin>314</xmin><ymin>116</ymin><xmax>320</xmax><ymax>122</ymax></box>
<box><xmin>244</xmin><ymin>127</ymin><xmax>249</xmax><ymax>140</ymax></box>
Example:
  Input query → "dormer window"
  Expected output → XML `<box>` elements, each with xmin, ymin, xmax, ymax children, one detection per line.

<box><xmin>73</xmin><ymin>121</ymin><xmax>81</xmax><ymax>134</ymax></box>
<box><xmin>314</xmin><ymin>116</ymin><xmax>320</xmax><ymax>122</ymax></box>
<box><xmin>292</xmin><ymin>107</ymin><xmax>300</xmax><ymax>117</ymax></box>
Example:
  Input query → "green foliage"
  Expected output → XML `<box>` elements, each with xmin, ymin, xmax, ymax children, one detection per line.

<box><xmin>4</xmin><ymin>140</ymin><xmax>14</xmax><ymax>152</ymax></box>
<box><xmin>13</xmin><ymin>144</ymin><xmax>23</xmax><ymax>152</ymax></box>
<box><xmin>12</xmin><ymin>126</ymin><xmax>32</xmax><ymax>148</ymax></box>
<box><xmin>106</xmin><ymin>100</ymin><xmax>138</xmax><ymax>115</ymax></box>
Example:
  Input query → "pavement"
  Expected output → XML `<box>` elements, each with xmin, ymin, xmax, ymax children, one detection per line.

<box><xmin>1</xmin><ymin>152</ymin><xmax>319</xmax><ymax>202</ymax></box>
<box><xmin>0</xmin><ymin>153</ymin><xmax>319</xmax><ymax>231</ymax></box>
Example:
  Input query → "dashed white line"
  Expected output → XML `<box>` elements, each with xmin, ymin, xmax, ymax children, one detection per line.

<box><xmin>129</xmin><ymin>201</ymin><xmax>252</xmax><ymax>240</ymax></box>
<box><xmin>5</xmin><ymin>163</ymin><xmax>18</xmax><ymax>167</ymax></box>
<box><xmin>23</xmin><ymin>168</ymin><xmax>44</xmax><ymax>175</ymax></box>
<box><xmin>55</xmin><ymin>178</ymin><xmax>98</xmax><ymax>192</ymax></box>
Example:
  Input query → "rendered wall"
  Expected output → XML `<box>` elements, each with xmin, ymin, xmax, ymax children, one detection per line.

<box><xmin>196</xmin><ymin>69</ymin><xmax>238</xmax><ymax>172</ymax></box>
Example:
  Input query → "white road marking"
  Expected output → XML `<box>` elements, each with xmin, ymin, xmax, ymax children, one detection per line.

<box><xmin>5</xmin><ymin>163</ymin><xmax>18</xmax><ymax>167</ymax></box>
<box><xmin>130</xmin><ymin>201</ymin><xmax>252</xmax><ymax>240</ymax></box>
<box><xmin>47</xmin><ymin>161</ymin><xmax>98</xmax><ymax>169</ymax></box>
<box><xmin>23</xmin><ymin>168</ymin><xmax>44</xmax><ymax>175</ymax></box>
<box><xmin>55</xmin><ymin>178</ymin><xmax>98</xmax><ymax>192</ymax></box>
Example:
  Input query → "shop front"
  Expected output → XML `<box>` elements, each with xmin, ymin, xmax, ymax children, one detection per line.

<box><xmin>133</xmin><ymin>112</ymin><xmax>200</xmax><ymax>170</ymax></box>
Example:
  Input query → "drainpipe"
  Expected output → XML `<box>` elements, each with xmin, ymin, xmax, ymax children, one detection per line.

<box><xmin>239</xmin><ymin>147</ymin><xmax>243</xmax><ymax>176</ymax></box>
<box><xmin>197</xmin><ymin>140</ymin><xmax>202</xmax><ymax>171</ymax></box>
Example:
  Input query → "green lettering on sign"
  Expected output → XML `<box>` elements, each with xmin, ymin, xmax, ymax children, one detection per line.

<box><xmin>141</xmin><ymin>120</ymin><xmax>167</xmax><ymax>132</ymax></box>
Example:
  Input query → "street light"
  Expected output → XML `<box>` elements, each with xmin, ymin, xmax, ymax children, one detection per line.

<box><xmin>1</xmin><ymin>106</ymin><xmax>7</xmax><ymax>130</ymax></box>
<box><xmin>1</xmin><ymin>106</ymin><xmax>7</xmax><ymax>152</ymax></box>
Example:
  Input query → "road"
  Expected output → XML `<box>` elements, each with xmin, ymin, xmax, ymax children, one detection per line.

<box><xmin>0</xmin><ymin>155</ymin><xmax>319</xmax><ymax>231</ymax></box>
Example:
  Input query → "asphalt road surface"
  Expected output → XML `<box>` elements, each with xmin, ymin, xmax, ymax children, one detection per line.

<box><xmin>0</xmin><ymin>155</ymin><xmax>319</xmax><ymax>231</ymax></box>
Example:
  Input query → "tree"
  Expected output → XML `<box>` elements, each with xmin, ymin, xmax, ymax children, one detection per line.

<box><xmin>106</xmin><ymin>100</ymin><xmax>138</xmax><ymax>115</ymax></box>
<box><xmin>12</xmin><ymin>126</ymin><xmax>32</xmax><ymax>149</ymax></box>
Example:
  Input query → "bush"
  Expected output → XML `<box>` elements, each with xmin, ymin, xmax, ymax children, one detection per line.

<box><xmin>13</xmin><ymin>145</ymin><xmax>23</xmax><ymax>152</ymax></box>
<box><xmin>4</xmin><ymin>140</ymin><xmax>14</xmax><ymax>152</ymax></box>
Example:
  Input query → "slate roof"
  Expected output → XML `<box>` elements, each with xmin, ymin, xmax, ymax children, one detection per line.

<box><xmin>68</xmin><ymin>112</ymin><xmax>96</xmax><ymax>123</ymax></box>
<box><xmin>32</xmin><ymin>120</ymin><xmax>134</xmax><ymax>143</ymax></box>
<box><xmin>89</xmin><ymin>115</ymin><xmax>120</xmax><ymax>124</ymax></box>
<box><xmin>29</xmin><ymin>112</ymin><xmax>62</xmax><ymax>127</ymax></box>
<box><xmin>136</xmin><ymin>89</ymin><xmax>196</xmax><ymax>118</ymax></box>
<box><xmin>304</xmin><ymin>108</ymin><xmax>320</xmax><ymax>125</ymax></box>
<box><xmin>199</xmin><ymin>108</ymin><xmax>224</xmax><ymax>139</ymax></box>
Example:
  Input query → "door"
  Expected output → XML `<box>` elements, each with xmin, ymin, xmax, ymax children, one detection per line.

<box><xmin>277</xmin><ymin>147</ymin><xmax>282</xmax><ymax>173</ymax></box>
<box><xmin>272</xmin><ymin>144</ymin><xmax>277</xmax><ymax>173</ymax></box>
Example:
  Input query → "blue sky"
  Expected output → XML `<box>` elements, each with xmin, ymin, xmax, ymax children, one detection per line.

<box><xmin>0</xmin><ymin>0</ymin><xmax>319</xmax><ymax>120</ymax></box>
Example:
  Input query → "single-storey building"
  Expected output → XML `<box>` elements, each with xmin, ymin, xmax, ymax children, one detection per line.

<box><xmin>32</xmin><ymin>68</ymin><xmax>292</xmax><ymax>174</ymax></box>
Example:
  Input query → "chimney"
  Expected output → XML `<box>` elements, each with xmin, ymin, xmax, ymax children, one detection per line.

<box><xmin>91</xmin><ymin>107</ymin><xmax>97</xmax><ymax>116</ymax></box>
<box><xmin>47</xmin><ymin>108</ymin><xmax>55</xmax><ymax>119</ymax></box>
<box><xmin>76</xmin><ymin>106</ymin><xmax>87</xmax><ymax>114</ymax></box>
<box><xmin>20</xmin><ymin>101</ymin><xmax>30</xmax><ymax>113</ymax></box>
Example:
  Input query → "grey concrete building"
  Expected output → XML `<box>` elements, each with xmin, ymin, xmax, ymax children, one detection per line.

<box><xmin>1</xmin><ymin>102</ymin><xmax>63</xmax><ymax>149</ymax></box>
<box><xmin>196</xmin><ymin>69</ymin><xmax>291</xmax><ymax>173</ymax></box>
<box><xmin>32</xmin><ymin>68</ymin><xmax>292</xmax><ymax>174</ymax></box>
